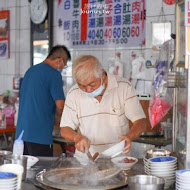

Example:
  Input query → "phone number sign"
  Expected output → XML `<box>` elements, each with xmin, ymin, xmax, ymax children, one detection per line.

<box><xmin>57</xmin><ymin>0</ymin><xmax>146</xmax><ymax>49</ymax></box>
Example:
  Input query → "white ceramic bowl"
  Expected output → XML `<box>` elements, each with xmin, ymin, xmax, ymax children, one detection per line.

<box><xmin>0</xmin><ymin>183</ymin><xmax>17</xmax><ymax>189</ymax></box>
<box><xmin>176</xmin><ymin>177</ymin><xmax>190</xmax><ymax>184</ymax></box>
<box><xmin>150</xmin><ymin>172</ymin><xmax>176</xmax><ymax>178</ymax></box>
<box><xmin>176</xmin><ymin>181</ymin><xmax>190</xmax><ymax>187</ymax></box>
<box><xmin>176</xmin><ymin>175</ymin><xmax>190</xmax><ymax>180</ymax></box>
<box><xmin>176</xmin><ymin>169</ymin><xmax>190</xmax><ymax>177</ymax></box>
<box><xmin>149</xmin><ymin>166</ymin><xmax>177</xmax><ymax>172</ymax></box>
<box><xmin>148</xmin><ymin>156</ymin><xmax>177</xmax><ymax>165</ymax></box>
<box><xmin>176</xmin><ymin>183</ymin><xmax>190</xmax><ymax>190</ymax></box>
<box><xmin>149</xmin><ymin>163</ymin><xmax>177</xmax><ymax>168</ymax></box>
<box><xmin>101</xmin><ymin>140</ymin><xmax>125</xmax><ymax>158</ymax></box>
<box><xmin>150</xmin><ymin>170</ymin><xmax>176</xmax><ymax>176</ymax></box>
<box><xmin>111</xmin><ymin>156</ymin><xmax>138</xmax><ymax>170</ymax></box>
<box><xmin>24</xmin><ymin>155</ymin><xmax>39</xmax><ymax>169</ymax></box>
<box><xmin>0</xmin><ymin>164</ymin><xmax>24</xmax><ymax>190</ymax></box>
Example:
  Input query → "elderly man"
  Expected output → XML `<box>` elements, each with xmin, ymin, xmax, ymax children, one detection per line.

<box><xmin>60</xmin><ymin>55</ymin><xmax>146</xmax><ymax>157</ymax></box>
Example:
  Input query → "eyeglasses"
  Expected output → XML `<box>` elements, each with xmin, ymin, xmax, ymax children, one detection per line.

<box><xmin>58</xmin><ymin>57</ymin><xmax>68</xmax><ymax>69</ymax></box>
<box><xmin>63</xmin><ymin>64</ymin><xmax>68</xmax><ymax>69</ymax></box>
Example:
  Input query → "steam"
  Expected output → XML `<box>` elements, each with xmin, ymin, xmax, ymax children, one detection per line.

<box><xmin>43</xmin><ymin>157</ymin><xmax>125</xmax><ymax>189</ymax></box>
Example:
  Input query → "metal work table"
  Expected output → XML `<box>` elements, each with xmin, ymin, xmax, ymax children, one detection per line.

<box><xmin>21</xmin><ymin>156</ymin><xmax>175</xmax><ymax>190</ymax></box>
<box><xmin>21</xmin><ymin>157</ymin><xmax>144</xmax><ymax>190</ymax></box>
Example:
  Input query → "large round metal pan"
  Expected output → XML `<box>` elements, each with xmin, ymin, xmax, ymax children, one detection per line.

<box><xmin>36</xmin><ymin>167</ymin><xmax>128</xmax><ymax>190</ymax></box>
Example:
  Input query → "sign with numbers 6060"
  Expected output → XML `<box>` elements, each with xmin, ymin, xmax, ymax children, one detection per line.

<box><xmin>56</xmin><ymin>0</ymin><xmax>146</xmax><ymax>49</ymax></box>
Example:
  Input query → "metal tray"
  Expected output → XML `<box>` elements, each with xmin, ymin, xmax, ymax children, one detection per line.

<box><xmin>36</xmin><ymin>167</ymin><xmax>127</xmax><ymax>190</ymax></box>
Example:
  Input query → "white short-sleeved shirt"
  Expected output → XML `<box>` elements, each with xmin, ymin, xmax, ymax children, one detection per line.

<box><xmin>60</xmin><ymin>73</ymin><xmax>146</xmax><ymax>154</ymax></box>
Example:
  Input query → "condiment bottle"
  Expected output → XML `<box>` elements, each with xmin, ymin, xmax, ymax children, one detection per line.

<box><xmin>13</xmin><ymin>130</ymin><xmax>24</xmax><ymax>155</ymax></box>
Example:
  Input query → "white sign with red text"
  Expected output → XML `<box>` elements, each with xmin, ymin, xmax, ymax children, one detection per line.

<box><xmin>56</xmin><ymin>0</ymin><xmax>146</xmax><ymax>49</ymax></box>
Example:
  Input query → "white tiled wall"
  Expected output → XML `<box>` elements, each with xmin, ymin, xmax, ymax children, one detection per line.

<box><xmin>0</xmin><ymin>0</ymin><xmax>176</xmax><ymax>94</ymax></box>
<box><xmin>0</xmin><ymin>0</ymin><xmax>30</xmax><ymax>94</ymax></box>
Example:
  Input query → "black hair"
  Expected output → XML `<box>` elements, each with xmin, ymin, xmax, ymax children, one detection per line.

<box><xmin>47</xmin><ymin>45</ymin><xmax>71</xmax><ymax>60</ymax></box>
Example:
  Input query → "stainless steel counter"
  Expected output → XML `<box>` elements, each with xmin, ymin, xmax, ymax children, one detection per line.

<box><xmin>21</xmin><ymin>156</ymin><xmax>139</xmax><ymax>190</ymax></box>
<box><xmin>21</xmin><ymin>156</ymin><xmax>175</xmax><ymax>190</ymax></box>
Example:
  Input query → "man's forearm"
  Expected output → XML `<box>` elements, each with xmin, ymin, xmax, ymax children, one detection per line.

<box><xmin>54</xmin><ymin>108</ymin><xmax>63</xmax><ymax>126</ymax></box>
<box><xmin>60</xmin><ymin>127</ymin><xmax>80</xmax><ymax>142</ymax></box>
<box><xmin>126</xmin><ymin>118</ymin><xmax>146</xmax><ymax>141</ymax></box>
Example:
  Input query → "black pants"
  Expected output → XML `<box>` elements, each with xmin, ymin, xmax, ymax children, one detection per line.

<box><xmin>24</xmin><ymin>141</ymin><xmax>53</xmax><ymax>157</ymax></box>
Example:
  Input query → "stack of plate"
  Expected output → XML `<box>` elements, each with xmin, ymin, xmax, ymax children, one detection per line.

<box><xmin>0</xmin><ymin>172</ymin><xmax>17</xmax><ymax>190</ymax></box>
<box><xmin>143</xmin><ymin>156</ymin><xmax>177</xmax><ymax>189</ymax></box>
<box><xmin>176</xmin><ymin>170</ymin><xmax>190</xmax><ymax>190</ymax></box>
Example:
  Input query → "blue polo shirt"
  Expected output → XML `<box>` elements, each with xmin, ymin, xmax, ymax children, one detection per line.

<box><xmin>16</xmin><ymin>63</ymin><xmax>65</xmax><ymax>145</ymax></box>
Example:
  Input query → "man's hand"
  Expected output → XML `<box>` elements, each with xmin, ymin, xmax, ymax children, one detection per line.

<box><xmin>119</xmin><ymin>118</ymin><xmax>146</xmax><ymax>154</ymax></box>
<box><xmin>119</xmin><ymin>135</ymin><xmax>131</xmax><ymax>154</ymax></box>
<box><xmin>74</xmin><ymin>134</ymin><xmax>91</xmax><ymax>153</ymax></box>
<box><xmin>60</xmin><ymin>127</ymin><xmax>91</xmax><ymax>153</ymax></box>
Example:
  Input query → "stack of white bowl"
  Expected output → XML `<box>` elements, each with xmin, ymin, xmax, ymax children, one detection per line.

<box><xmin>176</xmin><ymin>169</ymin><xmax>190</xmax><ymax>190</ymax></box>
<box><xmin>0</xmin><ymin>171</ymin><xmax>18</xmax><ymax>190</ymax></box>
<box><xmin>143</xmin><ymin>156</ymin><xmax>177</xmax><ymax>189</ymax></box>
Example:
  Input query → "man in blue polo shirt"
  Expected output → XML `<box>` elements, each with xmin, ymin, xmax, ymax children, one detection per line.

<box><xmin>16</xmin><ymin>45</ymin><xmax>71</xmax><ymax>156</ymax></box>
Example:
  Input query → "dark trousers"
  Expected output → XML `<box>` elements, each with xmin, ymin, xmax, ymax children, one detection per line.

<box><xmin>24</xmin><ymin>141</ymin><xmax>53</xmax><ymax>157</ymax></box>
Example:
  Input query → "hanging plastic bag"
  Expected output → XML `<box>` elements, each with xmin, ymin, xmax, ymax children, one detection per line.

<box><xmin>149</xmin><ymin>94</ymin><xmax>172</xmax><ymax>128</ymax></box>
<box><xmin>108</xmin><ymin>52</ymin><xmax>124</xmax><ymax>77</ymax></box>
<box><xmin>149</xmin><ymin>60</ymin><xmax>172</xmax><ymax>128</ymax></box>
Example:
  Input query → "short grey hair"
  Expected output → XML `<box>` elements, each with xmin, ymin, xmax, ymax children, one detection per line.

<box><xmin>72</xmin><ymin>55</ymin><xmax>103</xmax><ymax>81</ymax></box>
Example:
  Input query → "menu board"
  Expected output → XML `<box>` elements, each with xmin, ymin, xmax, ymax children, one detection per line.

<box><xmin>56</xmin><ymin>0</ymin><xmax>145</xmax><ymax>49</ymax></box>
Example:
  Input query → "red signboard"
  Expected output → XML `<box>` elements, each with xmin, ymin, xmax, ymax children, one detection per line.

<box><xmin>163</xmin><ymin>0</ymin><xmax>175</xmax><ymax>5</ymax></box>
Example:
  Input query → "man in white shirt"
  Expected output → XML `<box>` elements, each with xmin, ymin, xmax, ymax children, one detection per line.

<box><xmin>60</xmin><ymin>55</ymin><xmax>146</xmax><ymax>156</ymax></box>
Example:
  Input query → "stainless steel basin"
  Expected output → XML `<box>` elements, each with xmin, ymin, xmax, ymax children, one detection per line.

<box><xmin>128</xmin><ymin>175</ymin><xmax>165</xmax><ymax>190</ymax></box>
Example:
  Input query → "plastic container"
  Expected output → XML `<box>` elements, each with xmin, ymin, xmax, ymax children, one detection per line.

<box><xmin>13</xmin><ymin>130</ymin><xmax>24</xmax><ymax>156</ymax></box>
<box><xmin>14</xmin><ymin>98</ymin><xmax>19</xmax><ymax>126</ymax></box>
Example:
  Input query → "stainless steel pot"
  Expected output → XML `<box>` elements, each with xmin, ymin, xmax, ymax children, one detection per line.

<box><xmin>0</xmin><ymin>150</ymin><xmax>12</xmax><ymax>156</ymax></box>
<box><xmin>4</xmin><ymin>155</ymin><xmax>28</xmax><ymax>180</ymax></box>
<box><xmin>146</xmin><ymin>148</ymin><xmax>171</xmax><ymax>159</ymax></box>
<box><xmin>128</xmin><ymin>175</ymin><xmax>165</xmax><ymax>190</ymax></box>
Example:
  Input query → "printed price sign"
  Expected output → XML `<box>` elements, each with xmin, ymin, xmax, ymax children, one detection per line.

<box><xmin>57</xmin><ymin>0</ymin><xmax>146</xmax><ymax>49</ymax></box>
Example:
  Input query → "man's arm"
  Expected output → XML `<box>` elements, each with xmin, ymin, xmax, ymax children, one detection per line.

<box><xmin>60</xmin><ymin>127</ymin><xmax>91</xmax><ymax>153</ymax></box>
<box><xmin>54</xmin><ymin>100</ymin><xmax>65</xmax><ymax>127</ymax></box>
<box><xmin>119</xmin><ymin>118</ymin><xmax>146</xmax><ymax>154</ymax></box>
